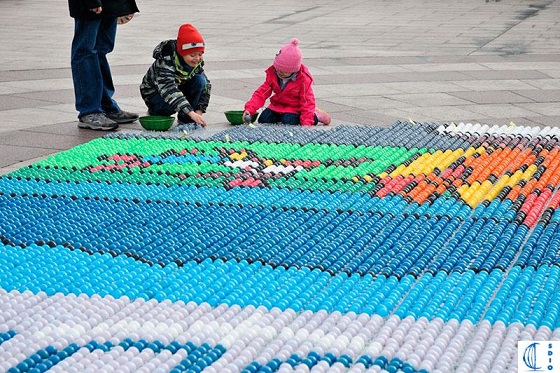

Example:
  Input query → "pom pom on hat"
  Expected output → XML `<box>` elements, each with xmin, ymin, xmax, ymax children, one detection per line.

<box><xmin>177</xmin><ymin>24</ymin><xmax>205</xmax><ymax>56</ymax></box>
<box><xmin>273</xmin><ymin>38</ymin><xmax>302</xmax><ymax>74</ymax></box>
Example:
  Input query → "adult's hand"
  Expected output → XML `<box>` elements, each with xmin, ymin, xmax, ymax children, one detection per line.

<box><xmin>117</xmin><ymin>14</ymin><xmax>134</xmax><ymax>25</ymax></box>
<box><xmin>90</xmin><ymin>7</ymin><xmax>102</xmax><ymax>14</ymax></box>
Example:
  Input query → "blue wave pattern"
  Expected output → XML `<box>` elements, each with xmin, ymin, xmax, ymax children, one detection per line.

<box><xmin>2</xmin><ymin>183</ymin><xmax>557</xmax><ymax>278</ymax></box>
<box><xmin>0</xmin><ymin>336</ymin><xmax>225</xmax><ymax>373</ymax></box>
<box><xmin>1</xmin><ymin>244</ymin><xmax>559</xmax><ymax>326</ymax></box>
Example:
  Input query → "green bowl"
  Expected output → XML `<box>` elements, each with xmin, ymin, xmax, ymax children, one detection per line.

<box><xmin>139</xmin><ymin>115</ymin><xmax>174</xmax><ymax>131</ymax></box>
<box><xmin>224</xmin><ymin>110</ymin><xmax>258</xmax><ymax>125</ymax></box>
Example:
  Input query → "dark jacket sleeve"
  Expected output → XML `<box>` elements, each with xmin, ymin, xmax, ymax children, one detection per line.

<box><xmin>68</xmin><ymin>0</ymin><xmax>139</xmax><ymax>19</ymax></box>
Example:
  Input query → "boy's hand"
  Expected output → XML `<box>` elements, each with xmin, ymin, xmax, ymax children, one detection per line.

<box><xmin>189</xmin><ymin>110</ymin><xmax>207</xmax><ymax>127</ymax></box>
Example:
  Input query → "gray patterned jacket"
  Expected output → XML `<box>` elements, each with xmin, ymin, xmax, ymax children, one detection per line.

<box><xmin>140</xmin><ymin>39</ymin><xmax>211</xmax><ymax>115</ymax></box>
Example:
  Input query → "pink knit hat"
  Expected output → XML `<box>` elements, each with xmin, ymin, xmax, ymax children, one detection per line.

<box><xmin>273</xmin><ymin>38</ymin><xmax>302</xmax><ymax>74</ymax></box>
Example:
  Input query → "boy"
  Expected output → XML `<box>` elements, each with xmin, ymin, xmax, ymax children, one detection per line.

<box><xmin>140</xmin><ymin>24</ymin><xmax>211</xmax><ymax>127</ymax></box>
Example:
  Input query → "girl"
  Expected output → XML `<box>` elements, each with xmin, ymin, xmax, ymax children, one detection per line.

<box><xmin>243</xmin><ymin>38</ymin><xmax>330</xmax><ymax>126</ymax></box>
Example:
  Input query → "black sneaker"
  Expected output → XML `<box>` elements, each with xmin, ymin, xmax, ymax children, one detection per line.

<box><xmin>106</xmin><ymin>110</ymin><xmax>139</xmax><ymax>124</ymax></box>
<box><xmin>78</xmin><ymin>113</ymin><xmax>118</xmax><ymax>130</ymax></box>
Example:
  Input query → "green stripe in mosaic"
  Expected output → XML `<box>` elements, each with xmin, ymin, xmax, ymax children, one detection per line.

<box><xmin>10</xmin><ymin>167</ymin><xmax>86</xmax><ymax>182</ymax></box>
<box><xmin>32</xmin><ymin>138</ymin><xmax>223</xmax><ymax>170</ymax></box>
<box><xmin>11</xmin><ymin>164</ymin><xmax>238</xmax><ymax>190</ymax></box>
<box><xmin>17</xmin><ymin>137</ymin><xmax>431</xmax><ymax>194</ymax></box>
<box><xmin>32</xmin><ymin>138</ymin><xmax>135</xmax><ymax>169</ymax></box>
<box><xmin>13</xmin><ymin>164</ymin><xmax>359</xmax><ymax>194</ymax></box>
<box><xmin>155</xmin><ymin>163</ymin><xmax>233</xmax><ymax>175</ymax></box>
<box><xmin>14</xmin><ymin>161</ymin><xmax>423</xmax><ymax>196</ymax></box>
<box><xmin>35</xmin><ymin>137</ymin><xmax>426</xmax><ymax>172</ymax></box>
<box><xmin>212</xmin><ymin>140</ymin><xmax>399</xmax><ymax>163</ymax></box>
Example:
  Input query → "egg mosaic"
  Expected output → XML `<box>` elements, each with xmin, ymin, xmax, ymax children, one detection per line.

<box><xmin>1</xmin><ymin>120</ymin><xmax>560</xmax><ymax>372</ymax></box>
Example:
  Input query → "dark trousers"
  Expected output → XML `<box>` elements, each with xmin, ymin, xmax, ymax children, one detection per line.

<box><xmin>71</xmin><ymin>17</ymin><xmax>120</xmax><ymax>117</ymax></box>
<box><xmin>144</xmin><ymin>74</ymin><xmax>206</xmax><ymax>123</ymax></box>
<box><xmin>258</xmin><ymin>108</ymin><xmax>318</xmax><ymax>125</ymax></box>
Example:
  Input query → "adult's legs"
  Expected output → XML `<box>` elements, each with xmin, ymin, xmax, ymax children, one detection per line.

<box><xmin>71</xmin><ymin>18</ymin><xmax>105</xmax><ymax>117</ymax></box>
<box><xmin>96</xmin><ymin>18</ymin><xmax>120</xmax><ymax>114</ymax></box>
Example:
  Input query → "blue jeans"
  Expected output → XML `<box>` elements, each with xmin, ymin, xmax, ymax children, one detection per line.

<box><xmin>71</xmin><ymin>17</ymin><xmax>120</xmax><ymax>118</ymax></box>
<box><xmin>144</xmin><ymin>74</ymin><xmax>207</xmax><ymax>123</ymax></box>
<box><xmin>258</xmin><ymin>108</ymin><xmax>318</xmax><ymax>125</ymax></box>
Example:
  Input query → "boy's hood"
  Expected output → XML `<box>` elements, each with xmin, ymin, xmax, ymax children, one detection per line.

<box><xmin>152</xmin><ymin>40</ymin><xmax>177</xmax><ymax>60</ymax></box>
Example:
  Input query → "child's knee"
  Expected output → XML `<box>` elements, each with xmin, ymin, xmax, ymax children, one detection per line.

<box><xmin>281</xmin><ymin>113</ymin><xmax>300</xmax><ymax>125</ymax></box>
<box><xmin>257</xmin><ymin>109</ymin><xmax>275</xmax><ymax>123</ymax></box>
<box><xmin>190</xmin><ymin>75</ymin><xmax>207</xmax><ymax>91</ymax></box>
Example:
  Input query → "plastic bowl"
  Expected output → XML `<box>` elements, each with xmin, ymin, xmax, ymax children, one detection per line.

<box><xmin>224</xmin><ymin>111</ymin><xmax>258</xmax><ymax>125</ymax></box>
<box><xmin>139</xmin><ymin>115</ymin><xmax>174</xmax><ymax>131</ymax></box>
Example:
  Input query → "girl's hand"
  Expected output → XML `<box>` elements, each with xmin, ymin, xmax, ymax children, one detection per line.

<box><xmin>243</xmin><ymin>110</ymin><xmax>252</xmax><ymax>123</ymax></box>
<box><xmin>189</xmin><ymin>111</ymin><xmax>207</xmax><ymax>127</ymax></box>
<box><xmin>90</xmin><ymin>7</ymin><xmax>102</xmax><ymax>14</ymax></box>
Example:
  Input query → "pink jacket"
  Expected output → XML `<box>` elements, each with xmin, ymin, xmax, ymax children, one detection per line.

<box><xmin>244</xmin><ymin>64</ymin><xmax>317</xmax><ymax>125</ymax></box>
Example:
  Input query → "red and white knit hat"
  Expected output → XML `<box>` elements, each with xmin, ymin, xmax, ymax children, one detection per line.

<box><xmin>273</xmin><ymin>38</ymin><xmax>302</xmax><ymax>74</ymax></box>
<box><xmin>177</xmin><ymin>24</ymin><xmax>205</xmax><ymax>56</ymax></box>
